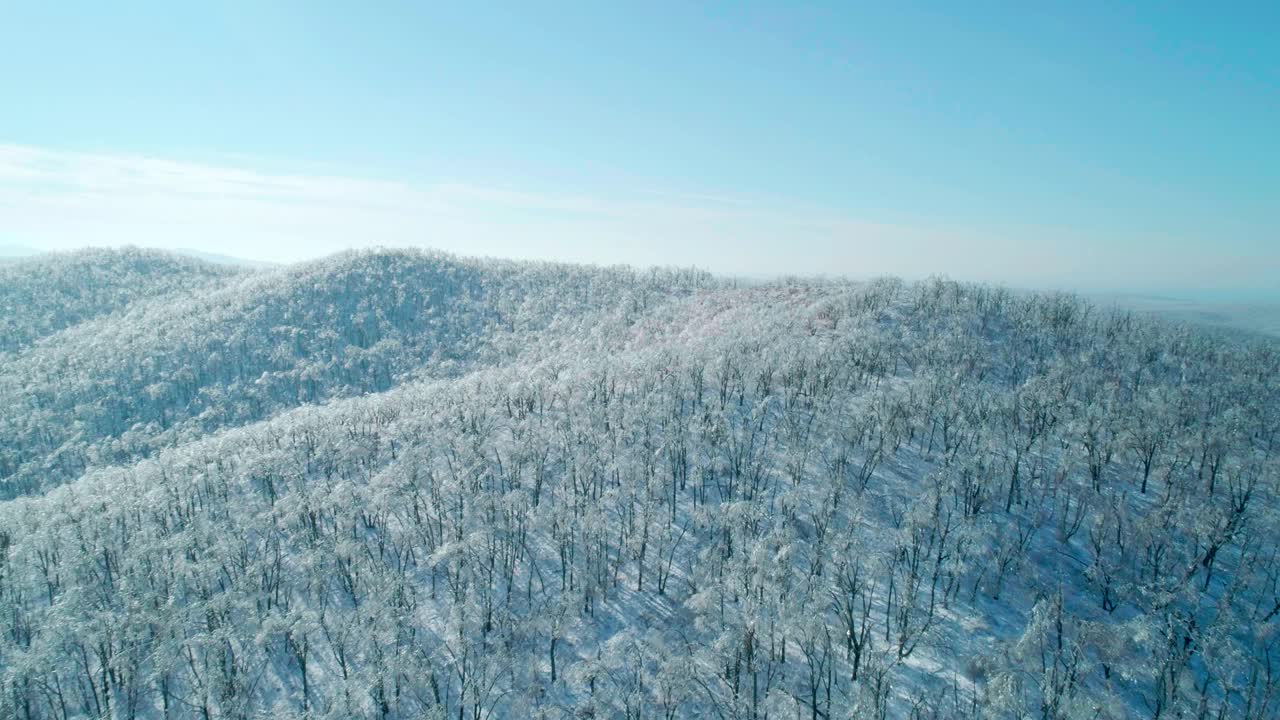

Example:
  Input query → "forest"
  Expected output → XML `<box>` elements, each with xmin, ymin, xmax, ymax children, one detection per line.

<box><xmin>1</xmin><ymin>247</ymin><xmax>1278</xmax><ymax>719</ymax></box>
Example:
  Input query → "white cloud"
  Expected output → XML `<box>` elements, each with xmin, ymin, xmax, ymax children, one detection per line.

<box><xmin>0</xmin><ymin>144</ymin><xmax>911</xmax><ymax>272</ymax></box>
<box><xmin>1</xmin><ymin>143</ymin><xmax>1267</xmax><ymax>293</ymax></box>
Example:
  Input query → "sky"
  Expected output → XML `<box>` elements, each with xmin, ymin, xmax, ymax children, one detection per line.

<box><xmin>1</xmin><ymin>2</ymin><xmax>1277</xmax><ymax>296</ymax></box>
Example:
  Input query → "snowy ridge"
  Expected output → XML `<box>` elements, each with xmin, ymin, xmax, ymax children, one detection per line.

<box><xmin>0</xmin><ymin>248</ymin><xmax>712</xmax><ymax>497</ymax></box>
<box><xmin>0</xmin><ymin>247</ymin><xmax>244</xmax><ymax>355</ymax></box>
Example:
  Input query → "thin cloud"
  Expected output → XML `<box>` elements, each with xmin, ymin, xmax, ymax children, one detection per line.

<box><xmin>1</xmin><ymin>143</ymin><xmax>1266</xmax><ymax>295</ymax></box>
<box><xmin>0</xmin><ymin>143</ymin><xmax>940</xmax><ymax>272</ymax></box>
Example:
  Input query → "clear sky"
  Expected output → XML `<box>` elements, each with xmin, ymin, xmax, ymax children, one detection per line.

<box><xmin>1</xmin><ymin>2</ymin><xmax>1276</xmax><ymax>296</ymax></box>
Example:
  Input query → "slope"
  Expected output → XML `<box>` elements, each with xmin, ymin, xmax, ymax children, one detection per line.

<box><xmin>1</xmin><ymin>274</ymin><xmax>1276</xmax><ymax>719</ymax></box>
<box><xmin>0</xmin><ymin>247</ymin><xmax>245</xmax><ymax>355</ymax></box>
<box><xmin>0</xmin><ymin>249</ymin><xmax>711</xmax><ymax>497</ymax></box>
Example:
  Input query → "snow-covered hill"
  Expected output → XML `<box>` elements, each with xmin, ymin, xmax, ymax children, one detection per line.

<box><xmin>0</xmin><ymin>250</ymin><xmax>1277</xmax><ymax>719</ymax></box>
<box><xmin>0</xmin><ymin>248</ymin><xmax>711</xmax><ymax>497</ymax></box>
<box><xmin>0</xmin><ymin>247</ymin><xmax>244</xmax><ymax>354</ymax></box>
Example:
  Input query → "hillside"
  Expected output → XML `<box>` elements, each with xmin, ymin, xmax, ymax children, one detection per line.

<box><xmin>0</xmin><ymin>247</ymin><xmax>245</xmax><ymax>355</ymax></box>
<box><xmin>0</xmin><ymin>248</ymin><xmax>711</xmax><ymax>497</ymax></box>
<box><xmin>1</xmin><ymin>251</ymin><xmax>1278</xmax><ymax>719</ymax></box>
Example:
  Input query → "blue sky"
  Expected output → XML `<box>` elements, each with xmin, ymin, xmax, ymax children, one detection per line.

<box><xmin>1</xmin><ymin>2</ymin><xmax>1276</xmax><ymax>295</ymax></box>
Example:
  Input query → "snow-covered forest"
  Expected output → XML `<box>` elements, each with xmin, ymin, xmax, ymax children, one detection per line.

<box><xmin>1</xmin><ymin>247</ymin><xmax>1278</xmax><ymax>719</ymax></box>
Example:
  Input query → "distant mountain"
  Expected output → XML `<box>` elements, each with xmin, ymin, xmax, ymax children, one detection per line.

<box><xmin>0</xmin><ymin>244</ymin><xmax>40</xmax><ymax>261</ymax></box>
<box><xmin>1093</xmin><ymin>291</ymin><xmax>1280</xmax><ymax>338</ymax></box>
<box><xmin>0</xmin><ymin>244</ymin><xmax>278</xmax><ymax>267</ymax></box>
<box><xmin>0</xmin><ymin>250</ymin><xmax>1276</xmax><ymax>719</ymax></box>
<box><xmin>173</xmin><ymin>247</ymin><xmax>281</xmax><ymax>268</ymax></box>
